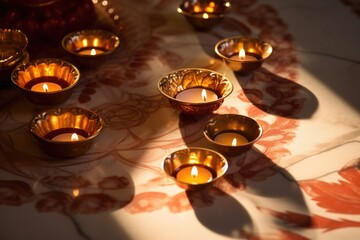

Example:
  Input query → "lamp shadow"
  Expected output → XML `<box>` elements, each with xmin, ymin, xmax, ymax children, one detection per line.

<box><xmin>236</xmin><ymin>68</ymin><xmax>319</xmax><ymax>119</ymax></box>
<box><xmin>183</xmin><ymin>148</ymin><xmax>314</xmax><ymax>239</ymax></box>
<box><xmin>186</xmin><ymin>187</ymin><xmax>254</xmax><ymax>238</ymax></box>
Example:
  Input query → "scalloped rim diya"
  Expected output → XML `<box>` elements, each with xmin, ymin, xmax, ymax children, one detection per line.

<box><xmin>163</xmin><ymin>147</ymin><xmax>228</xmax><ymax>190</ymax></box>
<box><xmin>29</xmin><ymin>107</ymin><xmax>104</xmax><ymax>158</ymax></box>
<box><xmin>11</xmin><ymin>58</ymin><xmax>80</xmax><ymax>105</ymax></box>
<box><xmin>177</xmin><ymin>0</ymin><xmax>231</xmax><ymax>30</ymax></box>
<box><xmin>158</xmin><ymin>68</ymin><xmax>233</xmax><ymax>115</ymax></box>
<box><xmin>62</xmin><ymin>29</ymin><xmax>120</xmax><ymax>64</ymax></box>
<box><xmin>204</xmin><ymin>114</ymin><xmax>262</xmax><ymax>156</ymax></box>
<box><xmin>215</xmin><ymin>36</ymin><xmax>273</xmax><ymax>74</ymax></box>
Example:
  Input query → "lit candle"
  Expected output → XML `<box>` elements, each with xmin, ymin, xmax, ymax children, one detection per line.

<box><xmin>31</xmin><ymin>82</ymin><xmax>62</xmax><ymax>92</ymax></box>
<box><xmin>77</xmin><ymin>48</ymin><xmax>105</xmax><ymax>55</ymax></box>
<box><xmin>176</xmin><ymin>165</ymin><xmax>213</xmax><ymax>184</ymax></box>
<box><xmin>230</xmin><ymin>48</ymin><xmax>259</xmax><ymax>61</ymax></box>
<box><xmin>52</xmin><ymin>133</ymin><xmax>86</xmax><ymax>142</ymax></box>
<box><xmin>214</xmin><ymin>132</ymin><xmax>249</xmax><ymax>146</ymax></box>
<box><xmin>205</xmin><ymin>2</ymin><xmax>216</xmax><ymax>12</ymax></box>
<box><xmin>176</xmin><ymin>88</ymin><xmax>218</xmax><ymax>103</ymax></box>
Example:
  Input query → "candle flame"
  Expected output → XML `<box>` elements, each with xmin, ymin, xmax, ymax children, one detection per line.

<box><xmin>90</xmin><ymin>48</ymin><xmax>97</xmax><ymax>55</ymax></box>
<box><xmin>82</xmin><ymin>39</ymin><xmax>88</xmax><ymax>47</ymax></box>
<box><xmin>232</xmin><ymin>138</ymin><xmax>237</xmax><ymax>146</ymax></box>
<box><xmin>194</xmin><ymin>5</ymin><xmax>201</xmax><ymax>13</ymax></box>
<box><xmin>239</xmin><ymin>48</ymin><xmax>246</xmax><ymax>60</ymax></box>
<box><xmin>71</xmin><ymin>133</ymin><xmax>79</xmax><ymax>141</ymax></box>
<box><xmin>93</xmin><ymin>38</ymin><xmax>99</xmax><ymax>47</ymax></box>
<box><xmin>201</xmin><ymin>89</ymin><xmax>207</xmax><ymax>101</ymax></box>
<box><xmin>72</xmin><ymin>189</ymin><xmax>79</xmax><ymax>197</ymax></box>
<box><xmin>202</xmin><ymin>13</ymin><xmax>209</xmax><ymax>19</ymax></box>
<box><xmin>205</xmin><ymin>2</ymin><xmax>215</xmax><ymax>12</ymax></box>
<box><xmin>42</xmin><ymin>83</ymin><xmax>49</xmax><ymax>92</ymax></box>
<box><xmin>191</xmin><ymin>166</ymin><xmax>198</xmax><ymax>177</ymax></box>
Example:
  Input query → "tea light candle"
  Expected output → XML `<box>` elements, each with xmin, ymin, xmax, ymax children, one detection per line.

<box><xmin>176</xmin><ymin>165</ymin><xmax>214</xmax><ymax>184</ymax></box>
<box><xmin>175</xmin><ymin>88</ymin><xmax>218</xmax><ymax>103</ymax></box>
<box><xmin>52</xmin><ymin>133</ymin><xmax>86</xmax><ymax>142</ymax></box>
<box><xmin>77</xmin><ymin>48</ymin><xmax>105</xmax><ymax>55</ymax></box>
<box><xmin>44</xmin><ymin>128</ymin><xmax>89</xmax><ymax>142</ymax></box>
<box><xmin>230</xmin><ymin>48</ymin><xmax>259</xmax><ymax>61</ymax></box>
<box><xmin>214</xmin><ymin>132</ymin><xmax>249</xmax><ymax>146</ymax></box>
<box><xmin>31</xmin><ymin>83</ymin><xmax>62</xmax><ymax>92</ymax></box>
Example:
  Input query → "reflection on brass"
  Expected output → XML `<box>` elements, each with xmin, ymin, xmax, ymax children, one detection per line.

<box><xmin>215</xmin><ymin>36</ymin><xmax>273</xmax><ymax>74</ymax></box>
<box><xmin>158</xmin><ymin>68</ymin><xmax>233</xmax><ymax>115</ymax></box>
<box><xmin>177</xmin><ymin>0</ymin><xmax>231</xmax><ymax>30</ymax></box>
<box><xmin>0</xmin><ymin>29</ymin><xmax>29</xmax><ymax>87</ymax></box>
<box><xmin>62</xmin><ymin>29</ymin><xmax>120</xmax><ymax>66</ymax></box>
<box><xmin>29</xmin><ymin>107</ymin><xmax>104</xmax><ymax>158</ymax></box>
<box><xmin>163</xmin><ymin>147</ymin><xmax>228</xmax><ymax>190</ymax></box>
<box><xmin>11</xmin><ymin>58</ymin><xmax>80</xmax><ymax>105</ymax></box>
<box><xmin>204</xmin><ymin>114</ymin><xmax>262</xmax><ymax>156</ymax></box>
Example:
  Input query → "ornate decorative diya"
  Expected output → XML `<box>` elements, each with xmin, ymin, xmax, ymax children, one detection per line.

<box><xmin>29</xmin><ymin>107</ymin><xmax>104</xmax><ymax>158</ymax></box>
<box><xmin>158</xmin><ymin>68</ymin><xmax>233</xmax><ymax>115</ymax></box>
<box><xmin>204</xmin><ymin>114</ymin><xmax>262</xmax><ymax>156</ymax></box>
<box><xmin>0</xmin><ymin>29</ymin><xmax>29</xmax><ymax>87</ymax></box>
<box><xmin>177</xmin><ymin>0</ymin><xmax>231</xmax><ymax>30</ymax></box>
<box><xmin>215</xmin><ymin>36</ymin><xmax>273</xmax><ymax>74</ymax></box>
<box><xmin>62</xmin><ymin>29</ymin><xmax>120</xmax><ymax>65</ymax></box>
<box><xmin>11</xmin><ymin>58</ymin><xmax>80</xmax><ymax>105</ymax></box>
<box><xmin>163</xmin><ymin>147</ymin><xmax>228</xmax><ymax>190</ymax></box>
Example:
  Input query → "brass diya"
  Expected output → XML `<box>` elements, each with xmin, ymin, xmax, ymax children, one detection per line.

<box><xmin>204</xmin><ymin>114</ymin><xmax>262</xmax><ymax>156</ymax></box>
<box><xmin>62</xmin><ymin>29</ymin><xmax>120</xmax><ymax>65</ymax></box>
<box><xmin>29</xmin><ymin>107</ymin><xmax>104</xmax><ymax>158</ymax></box>
<box><xmin>158</xmin><ymin>68</ymin><xmax>233</xmax><ymax>115</ymax></box>
<box><xmin>11</xmin><ymin>58</ymin><xmax>80</xmax><ymax>105</ymax></box>
<box><xmin>215</xmin><ymin>36</ymin><xmax>273</xmax><ymax>74</ymax></box>
<box><xmin>177</xmin><ymin>0</ymin><xmax>231</xmax><ymax>30</ymax></box>
<box><xmin>163</xmin><ymin>147</ymin><xmax>228</xmax><ymax>190</ymax></box>
<box><xmin>0</xmin><ymin>29</ymin><xmax>29</xmax><ymax>87</ymax></box>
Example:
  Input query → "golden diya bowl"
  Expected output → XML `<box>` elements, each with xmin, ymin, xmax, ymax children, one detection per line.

<box><xmin>204</xmin><ymin>114</ymin><xmax>262</xmax><ymax>156</ymax></box>
<box><xmin>62</xmin><ymin>29</ymin><xmax>120</xmax><ymax>65</ymax></box>
<box><xmin>163</xmin><ymin>147</ymin><xmax>228</xmax><ymax>191</ymax></box>
<box><xmin>29</xmin><ymin>107</ymin><xmax>104</xmax><ymax>158</ymax></box>
<box><xmin>0</xmin><ymin>29</ymin><xmax>29</xmax><ymax>87</ymax></box>
<box><xmin>11</xmin><ymin>58</ymin><xmax>80</xmax><ymax>105</ymax></box>
<box><xmin>177</xmin><ymin>0</ymin><xmax>231</xmax><ymax>30</ymax></box>
<box><xmin>158</xmin><ymin>68</ymin><xmax>233</xmax><ymax>115</ymax></box>
<box><xmin>215</xmin><ymin>36</ymin><xmax>273</xmax><ymax>74</ymax></box>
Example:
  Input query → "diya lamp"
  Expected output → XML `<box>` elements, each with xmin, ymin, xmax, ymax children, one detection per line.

<box><xmin>11</xmin><ymin>58</ymin><xmax>80</xmax><ymax>105</ymax></box>
<box><xmin>204</xmin><ymin>114</ymin><xmax>262</xmax><ymax>156</ymax></box>
<box><xmin>215</xmin><ymin>36</ymin><xmax>273</xmax><ymax>74</ymax></box>
<box><xmin>158</xmin><ymin>68</ymin><xmax>233</xmax><ymax>115</ymax></box>
<box><xmin>29</xmin><ymin>107</ymin><xmax>104</xmax><ymax>158</ymax></box>
<box><xmin>163</xmin><ymin>147</ymin><xmax>228</xmax><ymax>190</ymax></box>
<box><xmin>62</xmin><ymin>29</ymin><xmax>120</xmax><ymax>66</ymax></box>
<box><xmin>177</xmin><ymin>0</ymin><xmax>231</xmax><ymax>30</ymax></box>
<box><xmin>0</xmin><ymin>29</ymin><xmax>29</xmax><ymax>87</ymax></box>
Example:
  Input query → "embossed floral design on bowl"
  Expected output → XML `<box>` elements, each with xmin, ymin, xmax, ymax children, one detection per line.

<box><xmin>158</xmin><ymin>68</ymin><xmax>233</xmax><ymax>115</ymax></box>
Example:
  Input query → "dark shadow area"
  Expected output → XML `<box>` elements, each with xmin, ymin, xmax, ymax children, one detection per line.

<box><xmin>236</xmin><ymin>68</ymin><xmax>319</xmax><ymax>119</ymax></box>
<box><xmin>184</xmin><ymin>148</ymin><xmax>314</xmax><ymax>238</ymax></box>
<box><xmin>186</xmin><ymin>187</ymin><xmax>254</xmax><ymax>238</ymax></box>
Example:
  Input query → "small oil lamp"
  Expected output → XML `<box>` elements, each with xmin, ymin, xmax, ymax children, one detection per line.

<box><xmin>11</xmin><ymin>58</ymin><xmax>80</xmax><ymax>105</ymax></box>
<box><xmin>215</xmin><ymin>36</ymin><xmax>273</xmax><ymax>74</ymax></box>
<box><xmin>29</xmin><ymin>107</ymin><xmax>104</xmax><ymax>158</ymax></box>
<box><xmin>177</xmin><ymin>0</ymin><xmax>231</xmax><ymax>30</ymax></box>
<box><xmin>158</xmin><ymin>68</ymin><xmax>233</xmax><ymax>115</ymax></box>
<box><xmin>204</xmin><ymin>114</ymin><xmax>262</xmax><ymax>156</ymax></box>
<box><xmin>163</xmin><ymin>147</ymin><xmax>228</xmax><ymax>190</ymax></box>
<box><xmin>62</xmin><ymin>29</ymin><xmax>120</xmax><ymax>66</ymax></box>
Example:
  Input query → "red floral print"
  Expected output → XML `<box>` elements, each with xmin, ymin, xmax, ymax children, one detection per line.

<box><xmin>0</xmin><ymin>180</ymin><xmax>34</xmax><ymax>206</ymax></box>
